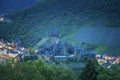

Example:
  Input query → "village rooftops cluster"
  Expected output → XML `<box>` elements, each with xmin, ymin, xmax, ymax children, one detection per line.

<box><xmin>0</xmin><ymin>38</ymin><xmax>29</xmax><ymax>62</ymax></box>
<box><xmin>0</xmin><ymin>36</ymin><xmax>94</xmax><ymax>63</ymax></box>
<box><xmin>95</xmin><ymin>54</ymin><xmax>120</xmax><ymax>68</ymax></box>
<box><xmin>33</xmin><ymin>36</ymin><xmax>97</xmax><ymax>62</ymax></box>
<box><xmin>0</xmin><ymin>29</ymin><xmax>120</xmax><ymax>68</ymax></box>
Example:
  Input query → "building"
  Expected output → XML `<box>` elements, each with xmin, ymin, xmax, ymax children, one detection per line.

<box><xmin>103</xmin><ymin>54</ymin><xmax>114</xmax><ymax>60</ymax></box>
<box><xmin>54</xmin><ymin>56</ymin><xmax>67</xmax><ymax>62</ymax></box>
<box><xmin>5</xmin><ymin>45</ymin><xmax>13</xmax><ymax>50</ymax></box>
<box><xmin>95</xmin><ymin>54</ymin><xmax>102</xmax><ymax>58</ymax></box>
<box><xmin>0</xmin><ymin>48</ymin><xmax>8</xmax><ymax>55</ymax></box>
<box><xmin>116</xmin><ymin>57</ymin><xmax>120</xmax><ymax>63</ymax></box>
<box><xmin>8</xmin><ymin>50</ymin><xmax>18</xmax><ymax>58</ymax></box>
<box><xmin>0</xmin><ymin>17</ymin><xmax>4</xmax><ymax>22</ymax></box>
<box><xmin>50</xmin><ymin>28</ymin><xmax>60</xmax><ymax>44</ymax></box>
<box><xmin>68</xmin><ymin>54</ymin><xmax>76</xmax><ymax>60</ymax></box>
<box><xmin>0</xmin><ymin>15</ymin><xmax>12</xmax><ymax>23</ymax></box>
<box><xmin>97</xmin><ymin>58</ymin><xmax>107</xmax><ymax>65</ymax></box>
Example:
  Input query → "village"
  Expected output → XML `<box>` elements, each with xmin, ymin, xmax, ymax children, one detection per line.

<box><xmin>0</xmin><ymin>29</ymin><xmax>120</xmax><ymax>68</ymax></box>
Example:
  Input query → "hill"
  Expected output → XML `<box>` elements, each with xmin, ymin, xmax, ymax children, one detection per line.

<box><xmin>0</xmin><ymin>0</ymin><xmax>38</xmax><ymax>15</ymax></box>
<box><xmin>0</xmin><ymin>0</ymin><xmax>120</xmax><ymax>54</ymax></box>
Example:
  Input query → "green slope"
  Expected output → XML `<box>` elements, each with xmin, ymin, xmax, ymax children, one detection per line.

<box><xmin>0</xmin><ymin>0</ymin><xmax>120</xmax><ymax>48</ymax></box>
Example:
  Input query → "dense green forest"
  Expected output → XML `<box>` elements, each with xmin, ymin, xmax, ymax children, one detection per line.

<box><xmin>80</xmin><ymin>58</ymin><xmax>120</xmax><ymax>80</ymax></box>
<box><xmin>0</xmin><ymin>59</ymin><xmax>75</xmax><ymax>80</ymax></box>
<box><xmin>0</xmin><ymin>58</ymin><xmax>120</xmax><ymax>80</ymax></box>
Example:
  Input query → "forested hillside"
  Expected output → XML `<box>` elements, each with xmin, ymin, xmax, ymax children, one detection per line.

<box><xmin>0</xmin><ymin>0</ymin><xmax>120</xmax><ymax>53</ymax></box>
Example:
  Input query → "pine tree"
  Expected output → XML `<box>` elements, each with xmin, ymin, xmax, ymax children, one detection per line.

<box><xmin>80</xmin><ymin>58</ymin><xmax>97</xmax><ymax>80</ymax></box>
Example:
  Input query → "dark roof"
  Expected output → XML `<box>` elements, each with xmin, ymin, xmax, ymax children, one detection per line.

<box><xmin>8</xmin><ymin>50</ymin><xmax>18</xmax><ymax>54</ymax></box>
<box><xmin>51</xmin><ymin>28</ymin><xmax>59</xmax><ymax>37</ymax></box>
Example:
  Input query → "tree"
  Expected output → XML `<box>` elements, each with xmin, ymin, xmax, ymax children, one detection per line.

<box><xmin>97</xmin><ymin>66</ymin><xmax>110</xmax><ymax>80</ymax></box>
<box><xmin>0</xmin><ymin>59</ymin><xmax>75</xmax><ymax>80</ymax></box>
<box><xmin>80</xmin><ymin>58</ymin><xmax>97</xmax><ymax>80</ymax></box>
<box><xmin>97</xmin><ymin>64</ymin><xmax>120</xmax><ymax>80</ymax></box>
